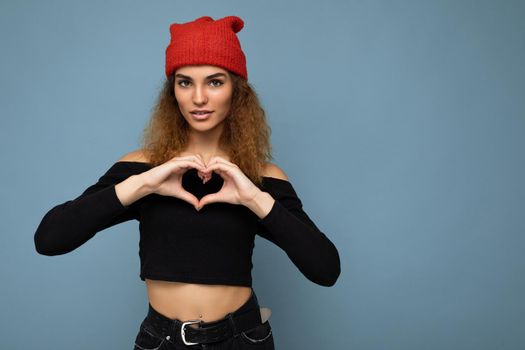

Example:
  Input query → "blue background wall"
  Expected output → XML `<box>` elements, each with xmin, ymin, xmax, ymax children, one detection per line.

<box><xmin>1</xmin><ymin>0</ymin><xmax>524</xmax><ymax>349</ymax></box>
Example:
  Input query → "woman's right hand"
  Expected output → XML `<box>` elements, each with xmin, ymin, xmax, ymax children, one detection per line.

<box><xmin>143</xmin><ymin>155</ymin><xmax>208</xmax><ymax>210</ymax></box>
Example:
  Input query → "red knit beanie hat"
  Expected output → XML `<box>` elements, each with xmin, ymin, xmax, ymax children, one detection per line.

<box><xmin>165</xmin><ymin>15</ymin><xmax>248</xmax><ymax>80</ymax></box>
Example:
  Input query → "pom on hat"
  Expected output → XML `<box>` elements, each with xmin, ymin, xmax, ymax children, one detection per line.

<box><xmin>165</xmin><ymin>15</ymin><xmax>248</xmax><ymax>80</ymax></box>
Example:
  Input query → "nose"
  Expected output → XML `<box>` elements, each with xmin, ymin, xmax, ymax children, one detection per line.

<box><xmin>192</xmin><ymin>84</ymin><xmax>208</xmax><ymax>105</ymax></box>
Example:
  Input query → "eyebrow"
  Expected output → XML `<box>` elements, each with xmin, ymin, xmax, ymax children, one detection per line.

<box><xmin>174</xmin><ymin>72</ymin><xmax>227</xmax><ymax>80</ymax></box>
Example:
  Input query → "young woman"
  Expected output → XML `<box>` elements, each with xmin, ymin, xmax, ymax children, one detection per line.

<box><xmin>34</xmin><ymin>15</ymin><xmax>341</xmax><ymax>349</ymax></box>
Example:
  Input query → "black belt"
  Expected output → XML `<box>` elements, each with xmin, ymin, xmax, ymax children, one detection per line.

<box><xmin>144</xmin><ymin>295</ymin><xmax>263</xmax><ymax>346</ymax></box>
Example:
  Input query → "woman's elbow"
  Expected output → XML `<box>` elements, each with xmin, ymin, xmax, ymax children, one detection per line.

<box><xmin>317</xmin><ymin>257</ymin><xmax>341</xmax><ymax>287</ymax></box>
<box><xmin>34</xmin><ymin>229</ymin><xmax>61</xmax><ymax>256</ymax></box>
<box><xmin>34</xmin><ymin>217</ymin><xmax>74</xmax><ymax>256</ymax></box>
<box><xmin>305</xmin><ymin>247</ymin><xmax>341</xmax><ymax>287</ymax></box>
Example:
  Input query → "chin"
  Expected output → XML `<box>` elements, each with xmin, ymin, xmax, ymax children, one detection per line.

<box><xmin>189</xmin><ymin>121</ymin><xmax>224</xmax><ymax>132</ymax></box>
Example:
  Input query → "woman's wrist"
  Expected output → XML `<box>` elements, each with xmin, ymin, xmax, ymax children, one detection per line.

<box><xmin>115</xmin><ymin>174</ymin><xmax>152</xmax><ymax>207</ymax></box>
<box><xmin>244</xmin><ymin>190</ymin><xmax>275</xmax><ymax>219</ymax></box>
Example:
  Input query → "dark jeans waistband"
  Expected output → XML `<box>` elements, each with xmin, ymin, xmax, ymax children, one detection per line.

<box><xmin>145</xmin><ymin>287</ymin><xmax>260</xmax><ymax>330</ymax></box>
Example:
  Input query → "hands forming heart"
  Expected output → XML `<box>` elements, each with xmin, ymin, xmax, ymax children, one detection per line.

<box><xmin>147</xmin><ymin>154</ymin><xmax>261</xmax><ymax>211</ymax></box>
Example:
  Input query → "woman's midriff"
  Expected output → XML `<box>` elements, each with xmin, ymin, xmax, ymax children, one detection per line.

<box><xmin>145</xmin><ymin>279</ymin><xmax>253</xmax><ymax>328</ymax></box>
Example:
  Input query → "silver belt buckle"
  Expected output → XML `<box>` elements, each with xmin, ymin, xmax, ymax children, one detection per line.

<box><xmin>181</xmin><ymin>320</ymin><xmax>201</xmax><ymax>346</ymax></box>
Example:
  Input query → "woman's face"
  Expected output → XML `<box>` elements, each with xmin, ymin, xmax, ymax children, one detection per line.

<box><xmin>174</xmin><ymin>65</ymin><xmax>233</xmax><ymax>133</ymax></box>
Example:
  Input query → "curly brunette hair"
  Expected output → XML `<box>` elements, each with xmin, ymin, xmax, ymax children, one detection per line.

<box><xmin>139</xmin><ymin>71</ymin><xmax>273</xmax><ymax>187</ymax></box>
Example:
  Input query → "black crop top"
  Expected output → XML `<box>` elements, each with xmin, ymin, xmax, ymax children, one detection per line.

<box><xmin>34</xmin><ymin>161</ymin><xmax>341</xmax><ymax>287</ymax></box>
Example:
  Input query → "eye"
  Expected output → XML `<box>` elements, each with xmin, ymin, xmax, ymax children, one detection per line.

<box><xmin>210</xmin><ymin>79</ymin><xmax>224</xmax><ymax>87</ymax></box>
<box><xmin>176</xmin><ymin>79</ymin><xmax>224</xmax><ymax>88</ymax></box>
<box><xmin>177</xmin><ymin>79</ymin><xmax>190</xmax><ymax>88</ymax></box>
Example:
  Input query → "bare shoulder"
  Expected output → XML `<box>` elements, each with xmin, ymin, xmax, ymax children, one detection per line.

<box><xmin>118</xmin><ymin>149</ymin><xmax>151</xmax><ymax>163</ymax></box>
<box><xmin>263</xmin><ymin>162</ymin><xmax>289</xmax><ymax>181</ymax></box>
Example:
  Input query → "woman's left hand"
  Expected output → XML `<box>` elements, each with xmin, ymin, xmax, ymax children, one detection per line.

<box><xmin>197</xmin><ymin>156</ymin><xmax>261</xmax><ymax>210</ymax></box>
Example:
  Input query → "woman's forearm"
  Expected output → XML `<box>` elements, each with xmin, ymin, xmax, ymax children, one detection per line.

<box><xmin>35</xmin><ymin>171</ymin><xmax>150</xmax><ymax>256</ymax></box>
<box><xmin>243</xmin><ymin>189</ymin><xmax>275</xmax><ymax>219</ymax></box>
<box><xmin>114</xmin><ymin>173</ymin><xmax>153</xmax><ymax>207</ymax></box>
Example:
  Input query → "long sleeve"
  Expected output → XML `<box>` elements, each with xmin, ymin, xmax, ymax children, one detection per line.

<box><xmin>256</xmin><ymin>178</ymin><xmax>341</xmax><ymax>287</ymax></box>
<box><xmin>34</xmin><ymin>162</ymin><xmax>145</xmax><ymax>256</ymax></box>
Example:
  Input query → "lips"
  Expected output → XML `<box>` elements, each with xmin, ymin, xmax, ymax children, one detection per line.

<box><xmin>190</xmin><ymin>111</ymin><xmax>213</xmax><ymax>120</ymax></box>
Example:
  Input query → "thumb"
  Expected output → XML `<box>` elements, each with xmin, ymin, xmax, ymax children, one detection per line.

<box><xmin>177</xmin><ymin>190</ymin><xmax>200</xmax><ymax>210</ymax></box>
<box><xmin>198</xmin><ymin>192</ymin><xmax>221</xmax><ymax>209</ymax></box>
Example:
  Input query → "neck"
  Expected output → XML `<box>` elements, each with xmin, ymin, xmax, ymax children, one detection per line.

<box><xmin>185</xmin><ymin>130</ymin><xmax>230</xmax><ymax>165</ymax></box>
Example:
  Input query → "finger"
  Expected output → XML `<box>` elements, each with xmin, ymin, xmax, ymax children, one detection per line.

<box><xmin>205</xmin><ymin>162</ymin><xmax>233</xmax><ymax>177</ymax></box>
<box><xmin>172</xmin><ymin>159</ymin><xmax>208</xmax><ymax>173</ymax></box>
<box><xmin>191</xmin><ymin>154</ymin><xmax>207</xmax><ymax>167</ymax></box>
<box><xmin>199</xmin><ymin>192</ymin><xmax>222</xmax><ymax>208</ymax></box>
<box><xmin>201</xmin><ymin>173</ymin><xmax>212</xmax><ymax>184</ymax></box>
<box><xmin>199</xmin><ymin>173</ymin><xmax>212</xmax><ymax>184</ymax></box>
<box><xmin>177</xmin><ymin>190</ymin><xmax>200</xmax><ymax>209</ymax></box>
<box><xmin>171</xmin><ymin>155</ymin><xmax>207</xmax><ymax>169</ymax></box>
<box><xmin>198</xmin><ymin>165</ymin><xmax>213</xmax><ymax>183</ymax></box>
<box><xmin>208</xmin><ymin>156</ymin><xmax>238</xmax><ymax>168</ymax></box>
<box><xmin>195</xmin><ymin>154</ymin><xmax>207</xmax><ymax>167</ymax></box>
<box><xmin>188</xmin><ymin>156</ymin><xmax>207</xmax><ymax>169</ymax></box>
